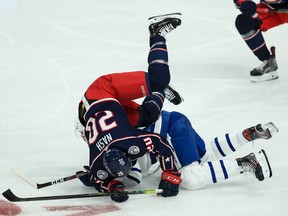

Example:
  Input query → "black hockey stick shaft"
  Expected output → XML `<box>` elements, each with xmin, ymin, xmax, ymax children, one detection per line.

<box><xmin>12</xmin><ymin>168</ymin><xmax>89</xmax><ymax>189</ymax></box>
<box><xmin>36</xmin><ymin>171</ymin><xmax>89</xmax><ymax>189</ymax></box>
<box><xmin>2</xmin><ymin>189</ymin><xmax>163</xmax><ymax>202</ymax></box>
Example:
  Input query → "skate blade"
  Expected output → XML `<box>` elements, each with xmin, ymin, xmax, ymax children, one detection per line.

<box><xmin>148</xmin><ymin>12</ymin><xmax>182</xmax><ymax>24</ymax></box>
<box><xmin>251</xmin><ymin>71</ymin><xmax>279</xmax><ymax>83</ymax></box>
<box><xmin>255</xmin><ymin>149</ymin><xmax>272</xmax><ymax>180</ymax></box>
<box><xmin>262</xmin><ymin>122</ymin><xmax>279</xmax><ymax>136</ymax></box>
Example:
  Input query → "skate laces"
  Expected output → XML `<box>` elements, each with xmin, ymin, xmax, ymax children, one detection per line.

<box><xmin>159</xmin><ymin>23</ymin><xmax>175</xmax><ymax>36</ymax></box>
<box><xmin>238</xmin><ymin>154</ymin><xmax>258</xmax><ymax>174</ymax></box>
<box><xmin>164</xmin><ymin>86</ymin><xmax>176</xmax><ymax>101</ymax></box>
<box><xmin>241</xmin><ymin>161</ymin><xmax>257</xmax><ymax>174</ymax></box>
<box><xmin>252</xmin><ymin>57</ymin><xmax>277</xmax><ymax>74</ymax></box>
<box><xmin>255</xmin><ymin>60</ymin><xmax>269</xmax><ymax>70</ymax></box>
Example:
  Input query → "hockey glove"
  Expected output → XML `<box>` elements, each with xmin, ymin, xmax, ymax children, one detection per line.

<box><xmin>140</xmin><ymin>91</ymin><xmax>165</xmax><ymax>126</ymax></box>
<box><xmin>76</xmin><ymin>166</ymin><xmax>93</xmax><ymax>187</ymax></box>
<box><xmin>158</xmin><ymin>171</ymin><xmax>182</xmax><ymax>197</ymax></box>
<box><xmin>239</xmin><ymin>1</ymin><xmax>257</xmax><ymax>17</ymax></box>
<box><xmin>108</xmin><ymin>180</ymin><xmax>129</xmax><ymax>202</ymax></box>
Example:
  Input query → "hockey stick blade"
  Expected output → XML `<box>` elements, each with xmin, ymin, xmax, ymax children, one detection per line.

<box><xmin>12</xmin><ymin>168</ymin><xmax>38</xmax><ymax>189</ymax></box>
<box><xmin>2</xmin><ymin>189</ymin><xmax>163</xmax><ymax>202</ymax></box>
<box><xmin>12</xmin><ymin>168</ymin><xmax>89</xmax><ymax>189</ymax></box>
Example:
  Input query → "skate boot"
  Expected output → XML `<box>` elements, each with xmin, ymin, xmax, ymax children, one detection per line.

<box><xmin>242</xmin><ymin>122</ymin><xmax>279</xmax><ymax>142</ymax></box>
<box><xmin>148</xmin><ymin>12</ymin><xmax>182</xmax><ymax>39</ymax></box>
<box><xmin>164</xmin><ymin>84</ymin><xmax>184</xmax><ymax>105</ymax></box>
<box><xmin>250</xmin><ymin>46</ymin><xmax>279</xmax><ymax>83</ymax></box>
<box><xmin>236</xmin><ymin>149</ymin><xmax>272</xmax><ymax>181</ymax></box>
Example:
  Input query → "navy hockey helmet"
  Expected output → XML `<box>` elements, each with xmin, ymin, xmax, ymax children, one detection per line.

<box><xmin>103</xmin><ymin>148</ymin><xmax>132</xmax><ymax>177</ymax></box>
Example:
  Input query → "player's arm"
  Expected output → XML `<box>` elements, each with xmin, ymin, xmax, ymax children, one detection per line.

<box><xmin>158</xmin><ymin>155</ymin><xmax>182</xmax><ymax>197</ymax></box>
<box><xmin>77</xmin><ymin>170</ymin><xmax>129</xmax><ymax>203</ymax></box>
<box><xmin>123</xmin><ymin>91</ymin><xmax>165</xmax><ymax>127</ymax></box>
<box><xmin>147</xmin><ymin>135</ymin><xmax>182</xmax><ymax>197</ymax></box>
<box><xmin>138</xmin><ymin>91</ymin><xmax>165</xmax><ymax>126</ymax></box>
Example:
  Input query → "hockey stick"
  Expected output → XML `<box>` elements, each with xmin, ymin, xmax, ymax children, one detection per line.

<box><xmin>12</xmin><ymin>168</ymin><xmax>89</xmax><ymax>189</ymax></box>
<box><xmin>256</xmin><ymin>8</ymin><xmax>288</xmax><ymax>13</ymax></box>
<box><xmin>2</xmin><ymin>188</ymin><xmax>163</xmax><ymax>202</ymax></box>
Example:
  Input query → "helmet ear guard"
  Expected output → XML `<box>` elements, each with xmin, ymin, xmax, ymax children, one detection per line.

<box><xmin>103</xmin><ymin>148</ymin><xmax>132</xmax><ymax>177</ymax></box>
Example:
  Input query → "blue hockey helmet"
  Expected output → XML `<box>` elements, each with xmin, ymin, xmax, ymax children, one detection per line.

<box><xmin>103</xmin><ymin>148</ymin><xmax>132</xmax><ymax>177</ymax></box>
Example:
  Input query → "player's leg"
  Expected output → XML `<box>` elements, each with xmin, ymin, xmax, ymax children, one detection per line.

<box><xmin>84</xmin><ymin>13</ymin><xmax>182</xmax><ymax>102</ymax></box>
<box><xmin>167</xmin><ymin>111</ymin><xmax>206</xmax><ymax>166</ymax></box>
<box><xmin>147</xmin><ymin>13</ymin><xmax>182</xmax><ymax>92</ymax></box>
<box><xmin>203</xmin><ymin>122</ymin><xmax>279</xmax><ymax>161</ymax></box>
<box><xmin>235</xmin><ymin>4</ymin><xmax>279</xmax><ymax>82</ymax></box>
<box><xmin>142</xmin><ymin>110</ymin><xmax>204</xmax><ymax>169</ymax></box>
<box><xmin>180</xmin><ymin>149</ymin><xmax>272</xmax><ymax>190</ymax></box>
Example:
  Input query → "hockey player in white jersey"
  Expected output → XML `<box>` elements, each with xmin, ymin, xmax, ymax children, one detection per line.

<box><xmin>124</xmin><ymin>110</ymin><xmax>278</xmax><ymax>190</ymax></box>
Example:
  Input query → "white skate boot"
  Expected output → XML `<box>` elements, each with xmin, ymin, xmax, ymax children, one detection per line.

<box><xmin>236</xmin><ymin>149</ymin><xmax>272</xmax><ymax>181</ymax></box>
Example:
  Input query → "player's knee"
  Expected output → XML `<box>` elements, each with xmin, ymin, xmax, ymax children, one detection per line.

<box><xmin>148</xmin><ymin>64</ymin><xmax>170</xmax><ymax>91</ymax></box>
<box><xmin>235</xmin><ymin>14</ymin><xmax>259</xmax><ymax>34</ymax></box>
<box><xmin>169</xmin><ymin>111</ymin><xmax>194</xmax><ymax>135</ymax></box>
<box><xmin>180</xmin><ymin>163</ymin><xmax>208</xmax><ymax>190</ymax></box>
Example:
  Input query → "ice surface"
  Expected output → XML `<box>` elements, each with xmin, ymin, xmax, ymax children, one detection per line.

<box><xmin>0</xmin><ymin>0</ymin><xmax>288</xmax><ymax>215</ymax></box>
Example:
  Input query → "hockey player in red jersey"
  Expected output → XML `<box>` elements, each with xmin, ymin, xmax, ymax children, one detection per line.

<box><xmin>234</xmin><ymin>0</ymin><xmax>288</xmax><ymax>82</ymax></box>
<box><xmin>75</xmin><ymin>13</ymin><xmax>183</xmax><ymax>202</ymax></box>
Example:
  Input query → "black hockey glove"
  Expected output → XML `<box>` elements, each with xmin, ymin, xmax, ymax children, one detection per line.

<box><xmin>240</xmin><ymin>1</ymin><xmax>257</xmax><ymax>17</ymax></box>
<box><xmin>158</xmin><ymin>171</ymin><xmax>182</xmax><ymax>197</ymax></box>
<box><xmin>140</xmin><ymin>91</ymin><xmax>165</xmax><ymax>126</ymax></box>
<box><xmin>108</xmin><ymin>180</ymin><xmax>129</xmax><ymax>202</ymax></box>
<box><xmin>76</xmin><ymin>166</ymin><xmax>94</xmax><ymax>187</ymax></box>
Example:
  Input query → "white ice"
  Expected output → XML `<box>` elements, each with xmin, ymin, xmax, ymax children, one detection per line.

<box><xmin>0</xmin><ymin>0</ymin><xmax>288</xmax><ymax>215</ymax></box>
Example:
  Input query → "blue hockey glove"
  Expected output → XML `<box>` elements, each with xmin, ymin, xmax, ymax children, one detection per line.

<box><xmin>108</xmin><ymin>180</ymin><xmax>129</xmax><ymax>202</ymax></box>
<box><xmin>158</xmin><ymin>171</ymin><xmax>182</xmax><ymax>197</ymax></box>
<box><xmin>240</xmin><ymin>1</ymin><xmax>257</xmax><ymax>17</ymax></box>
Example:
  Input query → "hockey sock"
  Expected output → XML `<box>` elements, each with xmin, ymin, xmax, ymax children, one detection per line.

<box><xmin>235</xmin><ymin>15</ymin><xmax>270</xmax><ymax>61</ymax></box>
<box><xmin>180</xmin><ymin>160</ymin><xmax>239</xmax><ymax>190</ymax></box>
<box><xmin>148</xmin><ymin>35</ymin><xmax>170</xmax><ymax>91</ymax></box>
<box><xmin>208</xmin><ymin>132</ymin><xmax>248</xmax><ymax>160</ymax></box>
<box><xmin>242</xmin><ymin>29</ymin><xmax>270</xmax><ymax>61</ymax></box>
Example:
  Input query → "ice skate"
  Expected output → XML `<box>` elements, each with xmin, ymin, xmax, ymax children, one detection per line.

<box><xmin>250</xmin><ymin>46</ymin><xmax>279</xmax><ymax>83</ymax></box>
<box><xmin>164</xmin><ymin>84</ymin><xmax>184</xmax><ymax>105</ymax></box>
<box><xmin>237</xmin><ymin>149</ymin><xmax>272</xmax><ymax>181</ymax></box>
<box><xmin>242</xmin><ymin>122</ymin><xmax>279</xmax><ymax>142</ymax></box>
<box><xmin>148</xmin><ymin>12</ymin><xmax>182</xmax><ymax>39</ymax></box>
